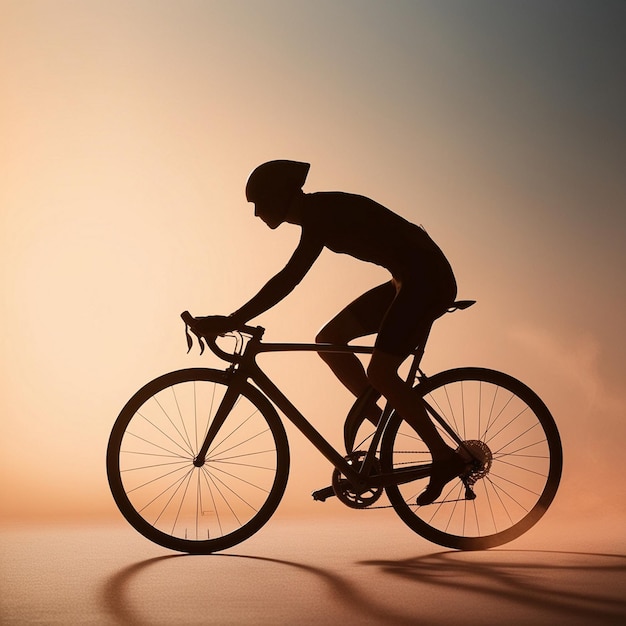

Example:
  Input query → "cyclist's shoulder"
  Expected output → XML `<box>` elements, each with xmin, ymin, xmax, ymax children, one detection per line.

<box><xmin>302</xmin><ymin>191</ymin><xmax>400</xmax><ymax>225</ymax></box>
<box><xmin>305</xmin><ymin>190</ymin><xmax>381</xmax><ymax>208</ymax></box>
<box><xmin>302</xmin><ymin>191</ymin><xmax>414</xmax><ymax>233</ymax></box>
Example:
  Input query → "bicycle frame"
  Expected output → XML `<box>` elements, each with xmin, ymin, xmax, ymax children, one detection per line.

<box><xmin>192</xmin><ymin>329</ymin><xmax>446</xmax><ymax>491</ymax></box>
<box><xmin>110</xmin><ymin>301</ymin><xmax>561</xmax><ymax>553</ymax></box>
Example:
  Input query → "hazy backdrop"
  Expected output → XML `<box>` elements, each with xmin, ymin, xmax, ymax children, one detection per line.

<box><xmin>1</xmin><ymin>0</ymin><xmax>625</xmax><ymax>526</ymax></box>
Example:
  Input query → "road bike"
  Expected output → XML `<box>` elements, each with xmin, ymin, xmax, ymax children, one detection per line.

<box><xmin>107</xmin><ymin>302</ymin><xmax>562</xmax><ymax>553</ymax></box>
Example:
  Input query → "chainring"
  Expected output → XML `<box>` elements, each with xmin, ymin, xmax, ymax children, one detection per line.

<box><xmin>331</xmin><ymin>451</ymin><xmax>384</xmax><ymax>509</ymax></box>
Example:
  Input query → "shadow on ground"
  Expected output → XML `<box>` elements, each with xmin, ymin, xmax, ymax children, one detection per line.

<box><xmin>101</xmin><ymin>548</ymin><xmax>626</xmax><ymax>625</ymax></box>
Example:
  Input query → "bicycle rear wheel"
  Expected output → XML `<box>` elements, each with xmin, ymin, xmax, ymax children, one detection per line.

<box><xmin>381</xmin><ymin>368</ymin><xmax>562</xmax><ymax>550</ymax></box>
<box><xmin>107</xmin><ymin>368</ymin><xmax>289</xmax><ymax>553</ymax></box>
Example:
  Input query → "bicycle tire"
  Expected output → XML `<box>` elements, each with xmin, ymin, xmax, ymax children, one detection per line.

<box><xmin>107</xmin><ymin>368</ymin><xmax>290</xmax><ymax>553</ymax></box>
<box><xmin>381</xmin><ymin>367</ymin><xmax>562</xmax><ymax>550</ymax></box>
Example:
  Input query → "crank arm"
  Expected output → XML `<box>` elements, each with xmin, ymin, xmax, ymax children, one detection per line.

<box><xmin>312</xmin><ymin>486</ymin><xmax>335</xmax><ymax>502</ymax></box>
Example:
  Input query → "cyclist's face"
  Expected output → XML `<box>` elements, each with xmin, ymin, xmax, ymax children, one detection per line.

<box><xmin>254</xmin><ymin>201</ymin><xmax>287</xmax><ymax>229</ymax></box>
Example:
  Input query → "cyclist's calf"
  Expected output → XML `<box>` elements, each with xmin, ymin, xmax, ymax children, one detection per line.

<box><xmin>366</xmin><ymin>351</ymin><xmax>406</xmax><ymax>399</ymax></box>
<box><xmin>367</xmin><ymin>351</ymin><xmax>452</xmax><ymax>458</ymax></box>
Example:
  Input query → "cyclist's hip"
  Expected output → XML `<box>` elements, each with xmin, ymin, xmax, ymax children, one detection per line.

<box><xmin>391</xmin><ymin>251</ymin><xmax>457</xmax><ymax>313</ymax></box>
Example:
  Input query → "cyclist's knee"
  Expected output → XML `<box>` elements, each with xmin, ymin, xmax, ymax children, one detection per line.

<box><xmin>315</xmin><ymin>325</ymin><xmax>336</xmax><ymax>345</ymax></box>
<box><xmin>316</xmin><ymin>325</ymin><xmax>350</xmax><ymax>365</ymax></box>
<box><xmin>366</xmin><ymin>353</ymin><xmax>402</xmax><ymax>396</ymax></box>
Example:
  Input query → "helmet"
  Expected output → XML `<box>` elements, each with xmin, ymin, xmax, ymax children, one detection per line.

<box><xmin>245</xmin><ymin>160</ymin><xmax>310</xmax><ymax>203</ymax></box>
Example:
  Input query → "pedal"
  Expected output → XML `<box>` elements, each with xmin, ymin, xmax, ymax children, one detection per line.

<box><xmin>312</xmin><ymin>486</ymin><xmax>335</xmax><ymax>502</ymax></box>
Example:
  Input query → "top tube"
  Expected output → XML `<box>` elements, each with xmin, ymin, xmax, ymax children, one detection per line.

<box><xmin>181</xmin><ymin>311</ymin><xmax>379</xmax><ymax>362</ymax></box>
<box><xmin>257</xmin><ymin>341</ymin><xmax>375</xmax><ymax>355</ymax></box>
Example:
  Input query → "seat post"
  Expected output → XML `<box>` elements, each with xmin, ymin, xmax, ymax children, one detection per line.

<box><xmin>407</xmin><ymin>346</ymin><xmax>425</xmax><ymax>384</ymax></box>
<box><xmin>407</xmin><ymin>325</ymin><xmax>431</xmax><ymax>384</ymax></box>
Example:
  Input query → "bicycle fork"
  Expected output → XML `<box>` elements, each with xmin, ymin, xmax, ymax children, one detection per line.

<box><xmin>192</xmin><ymin>374</ymin><xmax>241</xmax><ymax>468</ymax></box>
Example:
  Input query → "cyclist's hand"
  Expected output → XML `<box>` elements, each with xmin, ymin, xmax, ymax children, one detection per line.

<box><xmin>195</xmin><ymin>314</ymin><xmax>236</xmax><ymax>336</ymax></box>
<box><xmin>181</xmin><ymin>312</ymin><xmax>230</xmax><ymax>354</ymax></box>
<box><xmin>181</xmin><ymin>312</ymin><xmax>235</xmax><ymax>337</ymax></box>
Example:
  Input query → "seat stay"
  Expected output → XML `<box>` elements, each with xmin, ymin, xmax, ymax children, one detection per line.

<box><xmin>422</xmin><ymin>398</ymin><xmax>465</xmax><ymax>447</ymax></box>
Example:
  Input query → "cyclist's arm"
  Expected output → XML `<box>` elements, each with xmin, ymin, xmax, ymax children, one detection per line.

<box><xmin>230</xmin><ymin>233</ymin><xmax>323</xmax><ymax>324</ymax></box>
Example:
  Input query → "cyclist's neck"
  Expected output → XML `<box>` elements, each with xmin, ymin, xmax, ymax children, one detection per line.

<box><xmin>284</xmin><ymin>190</ymin><xmax>306</xmax><ymax>226</ymax></box>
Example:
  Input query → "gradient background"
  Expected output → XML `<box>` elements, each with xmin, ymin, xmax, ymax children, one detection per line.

<box><xmin>1</xmin><ymin>0</ymin><xmax>625</xmax><ymax>532</ymax></box>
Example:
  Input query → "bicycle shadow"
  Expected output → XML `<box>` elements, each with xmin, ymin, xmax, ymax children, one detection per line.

<box><xmin>360</xmin><ymin>549</ymin><xmax>626</xmax><ymax>624</ymax></box>
<box><xmin>100</xmin><ymin>549</ymin><xmax>626</xmax><ymax>625</ymax></box>
<box><xmin>100</xmin><ymin>552</ymin><xmax>412</xmax><ymax>626</ymax></box>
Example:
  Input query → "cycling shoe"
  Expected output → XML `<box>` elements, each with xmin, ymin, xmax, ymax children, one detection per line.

<box><xmin>416</xmin><ymin>451</ymin><xmax>470</xmax><ymax>506</ymax></box>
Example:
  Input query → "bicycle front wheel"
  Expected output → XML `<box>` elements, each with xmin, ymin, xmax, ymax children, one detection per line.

<box><xmin>381</xmin><ymin>368</ymin><xmax>562</xmax><ymax>550</ymax></box>
<box><xmin>107</xmin><ymin>368</ymin><xmax>290</xmax><ymax>553</ymax></box>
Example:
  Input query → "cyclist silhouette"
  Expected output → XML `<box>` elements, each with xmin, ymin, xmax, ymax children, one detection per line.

<box><xmin>210</xmin><ymin>160</ymin><xmax>470</xmax><ymax>505</ymax></box>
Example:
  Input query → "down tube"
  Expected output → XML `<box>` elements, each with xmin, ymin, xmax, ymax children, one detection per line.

<box><xmin>251</xmin><ymin>367</ymin><xmax>361</xmax><ymax>483</ymax></box>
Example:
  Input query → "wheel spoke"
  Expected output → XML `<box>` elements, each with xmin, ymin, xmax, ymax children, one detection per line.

<box><xmin>136</xmin><ymin>410</ymin><xmax>193</xmax><ymax>458</ymax></box>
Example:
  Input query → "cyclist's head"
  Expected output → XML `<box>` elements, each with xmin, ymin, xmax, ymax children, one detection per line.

<box><xmin>245</xmin><ymin>160</ymin><xmax>310</xmax><ymax>228</ymax></box>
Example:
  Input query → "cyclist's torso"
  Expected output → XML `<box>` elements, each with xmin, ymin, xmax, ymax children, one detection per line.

<box><xmin>299</xmin><ymin>192</ymin><xmax>451</xmax><ymax>279</ymax></box>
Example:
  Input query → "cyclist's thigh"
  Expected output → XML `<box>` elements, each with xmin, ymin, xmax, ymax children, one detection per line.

<box><xmin>319</xmin><ymin>281</ymin><xmax>396</xmax><ymax>341</ymax></box>
<box><xmin>375</xmin><ymin>257</ymin><xmax>458</xmax><ymax>357</ymax></box>
<box><xmin>374</xmin><ymin>281</ymin><xmax>438</xmax><ymax>358</ymax></box>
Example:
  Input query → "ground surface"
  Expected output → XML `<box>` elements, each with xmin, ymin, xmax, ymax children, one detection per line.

<box><xmin>2</xmin><ymin>513</ymin><xmax>625</xmax><ymax>625</ymax></box>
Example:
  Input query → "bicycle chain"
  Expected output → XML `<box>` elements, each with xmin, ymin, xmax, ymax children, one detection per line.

<box><xmin>361</xmin><ymin>496</ymin><xmax>471</xmax><ymax>510</ymax></box>
<box><xmin>349</xmin><ymin>450</ymin><xmax>471</xmax><ymax>510</ymax></box>
<box><xmin>366</xmin><ymin>444</ymin><xmax>487</xmax><ymax>508</ymax></box>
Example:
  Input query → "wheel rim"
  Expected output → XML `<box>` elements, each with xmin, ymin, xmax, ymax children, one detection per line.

<box><xmin>383</xmin><ymin>369</ymin><xmax>561</xmax><ymax>549</ymax></box>
<box><xmin>108</xmin><ymin>371</ymin><xmax>287</xmax><ymax>549</ymax></box>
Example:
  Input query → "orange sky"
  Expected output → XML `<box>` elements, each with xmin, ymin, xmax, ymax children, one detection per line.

<box><xmin>1</xmin><ymin>1</ymin><xmax>625</xmax><ymax>523</ymax></box>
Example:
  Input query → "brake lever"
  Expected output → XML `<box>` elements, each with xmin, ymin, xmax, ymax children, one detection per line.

<box><xmin>184</xmin><ymin>320</ymin><xmax>208</xmax><ymax>354</ymax></box>
<box><xmin>182</xmin><ymin>311</ymin><xmax>212</xmax><ymax>355</ymax></box>
<box><xmin>184</xmin><ymin>321</ymin><xmax>193</xmax><ymax>352</ymax></box>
